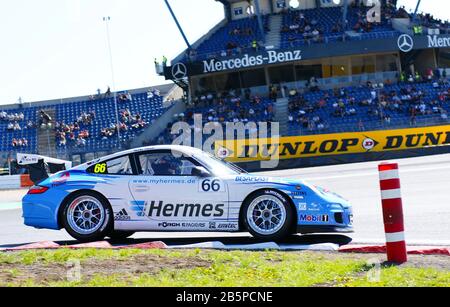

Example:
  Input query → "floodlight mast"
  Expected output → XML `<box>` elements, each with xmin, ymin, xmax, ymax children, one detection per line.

<box><xmin>103</xmin><ymin>16</ymin><xmax>122</xmax><ymax>150</ymax></box>
<box><xmin>412</xmin><ymin>0</ymin><xmax>422</xmax><ymax>24</ymax></box>
<box><xmin>164</xmin><ymin>0</ymin><xmax>192</xmax><ymax>51</ymax></box>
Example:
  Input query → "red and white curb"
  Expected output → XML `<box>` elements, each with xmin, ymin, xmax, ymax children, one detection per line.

<box><xmin>0</xmin><ymin>241</ymin><xmax>167</xmax><ymax>251</ymax></box>
<box><xmin>339</xmin><ymin>245</ymin><xmax>450</xmax><ymax>256</ymax></box>
<box><xmin>1</xmin><ymin>241</ymin><xmax>449</xmax><ymax>255</ymax></box>
<box><xmin>166</xmin><ymin>242</ymin><xmax>339</xmax><ymax>251</ymax></box>
<box><xmin>0</xmin><ymin>241</ymin><xmax>339</xmax><ymax>252</ymax></box>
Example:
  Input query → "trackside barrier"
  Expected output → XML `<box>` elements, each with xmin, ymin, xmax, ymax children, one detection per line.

<box><xmin>378</xmin><ymin>163</ymin><xmax>408</xmax><ymax>263</ymax></box>
<box><xmin>0</xmin><ymin>175</ymin><xmax>21</xmax><ymax>190</ymax></box>
<box><xmin>20</xmin><ymin>175</ymin><xmax>34</xmax><ymax>188</ymax></box>
<box><xmin>0</xmin><ymin>175</ymin><xmax>33</xmax><ymax>190</ymax></box>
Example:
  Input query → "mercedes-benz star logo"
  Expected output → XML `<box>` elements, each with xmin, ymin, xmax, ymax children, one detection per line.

<box><xmin>172</xmin><ymin>63</ymin><xmax>188</xmax><ymax>80</ymax></box>
<box><xmin>397</xmin><ymin>34</ymin><xmax>414</xmax><ymax>53</ymax></box>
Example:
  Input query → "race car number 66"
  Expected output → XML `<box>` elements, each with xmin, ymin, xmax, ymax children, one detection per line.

<box><xmin>200</xmin><ymin>179</ymin><xmax>224</xmax><ymax>192</ymax></box>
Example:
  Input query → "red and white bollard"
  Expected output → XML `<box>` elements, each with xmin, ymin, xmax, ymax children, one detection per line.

<box><xmin>378</xmin><ymin>163</ymin><xmax>407</xmax><ymax>263</ymax></box>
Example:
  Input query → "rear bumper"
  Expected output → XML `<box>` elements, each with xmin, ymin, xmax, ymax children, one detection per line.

<box><xmin>22</xmin><ymin>193</ymin><xmax>63</xmax><ymax>230</ymax></box>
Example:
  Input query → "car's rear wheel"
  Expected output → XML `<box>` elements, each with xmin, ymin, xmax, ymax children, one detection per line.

<box><xmin>108</xmin><ymin>231</ymin><xmax>135</xmax><ymax>241</ymax></box>
<box><xmin>242</xmin><ymin>190</ymin><xmax>294</xmax><ymax>241</ymax></box>
<box><xmin>62</xmin><ymin>192</ymin><xmax>113</xmax><ymax>242</ymax></box>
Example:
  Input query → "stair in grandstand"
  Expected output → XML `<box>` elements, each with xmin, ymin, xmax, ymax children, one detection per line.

<box><xmin>266</xmin><ymin>14</ymin><xmax>283</xmax><ymax>49</ymax></box>
<box><xmin>37</xmin><ymin>108</ymin><xmax>57</xmax><ymax>158</ymax></box>
<box><xmin>274</xmin><ymin>97</ymin><xmax>289</xmax><ymax>136</ymax></box>
<box><xmin>172</xmin><ymin>78</ymin><xmax>189</xmax><ymax>97</ymax></box>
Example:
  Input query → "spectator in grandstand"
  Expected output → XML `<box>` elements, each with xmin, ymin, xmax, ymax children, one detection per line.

<box><xmin>308</xmin><ymin>77</ymin><xmax>319</xmax><ymax>92</ymax></box>
<box><xmin>79</xmin><ymin>130</ymin><xmax>90</xmax><ymax>139</ymax></box>
<box><xmin>76</xmin><ymin>137</ymin><xmax>87</xmax><ymax>147</ymax></box>
<box><xmin>105</xmin><ymin>86</ymin><xmax>112</xmax><ymax>97</ymax></box>
<box><xmin>251</xmin><ymin>40</ymin><xmax>259</xmax><ymax>52</ymax></box>
<box><xmin>26</xmin><ymin>120</ymin><xmax>35</xmax><ymax>129</ymax></box>
<box><xmin>118</xmin><ymin>93</ymin><xmax>129</xmax><ymax>103</ymax></box>
<box><xmin>57</xmin><ymin>132</ymin><xmax>67</xmax><ymax>147</ymax></box>
<box><xmin>38</xmin><ymin>110</ymin><xmax>52</xmax><ymax>128</ymax></box>
<box><xmin>13</xmin><ymin>122</ymin><xmax>21</xmax><ymax>131</ymax></box>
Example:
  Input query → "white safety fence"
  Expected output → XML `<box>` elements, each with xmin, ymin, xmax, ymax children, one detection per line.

<box><xmin>0</xmin><ymin>175</ymin><xmax>22</xmax><ymax>190</ymax></box>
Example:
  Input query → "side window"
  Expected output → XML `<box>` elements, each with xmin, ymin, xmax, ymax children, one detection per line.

<box><xmin>138</xmin><ymin>152</ymin><xmax>197</xmax><ymax>176</ymax></box>
<box><xmin>88</xmin><ymin>155</ymin><xmax>133</xmax><ymax>175</ymax></box>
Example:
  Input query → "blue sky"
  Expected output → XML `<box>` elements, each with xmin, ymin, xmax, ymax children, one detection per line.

<box><xmin>0</xmin><ymin>0</ymin><xmax>446</xmax><ymax>105</ymax></box>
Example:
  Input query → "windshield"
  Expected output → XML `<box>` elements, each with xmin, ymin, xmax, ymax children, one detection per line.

<box><xmin>194</xmin><ymin>152</ymin><xmax>247</xmax><ymax>176</ymax></box>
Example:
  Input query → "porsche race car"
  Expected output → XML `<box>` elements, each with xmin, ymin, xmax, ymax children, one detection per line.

<box><xmin>22</xmin><ymin>145</ymin><xmax>353</xmax><ymax>242</ymax></box>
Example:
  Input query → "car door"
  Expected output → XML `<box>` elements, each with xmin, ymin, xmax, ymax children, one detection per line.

<box><xmin>85</xmin><ymin>154</ymin><xmax>138</xmax><ymax>226</ymax></box>
<box><xmin>128</xmin><ymin>150</ymin><xmax>229</xmax><ymax>231</ymax></box>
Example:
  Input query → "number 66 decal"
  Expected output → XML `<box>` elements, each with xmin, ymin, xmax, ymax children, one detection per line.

<box><xmin>200</xmin><ymin>179</ymin><xmax>224</xmax><ymax>192</ymax></box>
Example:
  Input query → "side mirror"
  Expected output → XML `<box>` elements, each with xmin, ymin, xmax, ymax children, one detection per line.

<box><xmin>191</xmin><ymin>166</ymin><xmax>211</xmax><ymax>178</ymax></box>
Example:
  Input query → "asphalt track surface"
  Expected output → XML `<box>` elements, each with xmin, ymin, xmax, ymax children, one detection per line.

<box><xmin>0</xmin><ymin>154</ymin><xmax>449</xmax><ymax>248</ymax></box>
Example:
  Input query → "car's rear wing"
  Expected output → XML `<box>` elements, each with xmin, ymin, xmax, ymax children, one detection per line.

<box><xmin>17</xmin><ymin>154</ymin><xmax>73</xmax><ymax>185</ymax></box>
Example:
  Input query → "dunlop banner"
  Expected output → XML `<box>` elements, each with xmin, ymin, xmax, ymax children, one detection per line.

<box><xmin>216</xmin><ymin>125</ymin><xmax>450</xmax><ymax>162</ymax></box>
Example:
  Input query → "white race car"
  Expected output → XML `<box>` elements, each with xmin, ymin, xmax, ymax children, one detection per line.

<box><xmin>22</xmin><ymin>145</ymin><xmax>353</xmax><ymax>242</ymax></box>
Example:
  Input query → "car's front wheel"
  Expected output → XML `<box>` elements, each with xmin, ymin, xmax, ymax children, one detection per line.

<box><xmin>242</xmin><ymin>190</ymin><xmax>294</xmax><ymax>241</ymax></box>
<box><xmin>62</xmin><ymin>192</ymin><xmax>113</xmax><ymax>242</ymax></box>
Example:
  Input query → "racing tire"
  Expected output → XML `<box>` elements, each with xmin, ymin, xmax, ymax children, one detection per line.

<box><xmin>61</xmin><ymin>191</ymin><xmax>113</xmax><ymax>243</ymax></box>
<box><xmin>242</xmin><ymin>190</ymin><xmax>294</xmax><ymax>241</ymax></box>
<box><xmin>108</xmin><ymin>231</ymin><xmax>135</xmax><ymax>241</ymax></box>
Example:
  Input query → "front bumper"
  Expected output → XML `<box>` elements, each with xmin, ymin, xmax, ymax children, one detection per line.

<box><xmin>297</xmin><ymin>225</ymin><xmax>354</xmax><ymax>234</ymax></box>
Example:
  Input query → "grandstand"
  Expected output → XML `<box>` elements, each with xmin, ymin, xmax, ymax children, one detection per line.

<box><xmin>1</xmin><ymin>0</ymin><xmax>450</xmax><ymax>170</ymax></box>
<box><xmin>0</xmin><ymin>84</ymin><xmax>183</xmax><ymax>168</ymax></box>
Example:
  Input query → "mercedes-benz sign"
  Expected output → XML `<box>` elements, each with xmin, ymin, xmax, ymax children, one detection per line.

<box><xmin>172</xmin><ymin>62</ymin><xmax>188</xmax><ymax>80</ymax></box>
<box><xmin>397</xmin><ymin>34</ymin><xmax>414</xmax><ymax>53</ymax></box>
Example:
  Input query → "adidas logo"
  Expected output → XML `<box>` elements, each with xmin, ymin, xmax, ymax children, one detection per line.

<box><xmin>115</xmin><ymin>209</ymin><xmax>131</xmax><ymax>221</ymax></box>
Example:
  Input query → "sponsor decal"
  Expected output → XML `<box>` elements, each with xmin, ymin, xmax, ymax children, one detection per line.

<box><xmin>217</xmin><ymin>125</ymin><xmax>450</xmax><ymax>162</ymax></box>
<box><xmin>202</xmin><ymin>50</ymin><xmax>302</xmax><ymax>73</ymax></box>
<box><xmin>308</xmin><ymin>203</ymin><xmax>322</xmax><ymax>212</ymax></box>
<box><xmin>298</xmin><ymin>203</ymin><xmax>307</xmax><ymax>211</ymax></box>
<box><xmin>144</xmin><ymin>201</ymin><xmax>225</xmax><ymax>218</ymax></box>
<box><xmin>217</xmin><ymin>223</ymin><xmax>238</xmax><ymax>230</ymax></box>
<box><xmin>209</xmin><ymin>222</ymin><xmax>237</xmax><ymax>230</ymax></box>
<box><xmin>115</xmin><ymin>209</ymin><xmax>131</xmax><ymax>221</ymax></box>
<box><xmin>18</xmin><ymin>155</ymin><xmax>39</xmax><ymax>165</ymax></box>
<box><xmin>216</xmin><ymin>147</ymin><xmax>231</xmax><ymax>159</ymax></box>
<box><xmin>132</xmin><ymin>178</ymin><xmax>196</xmax><ymax>185</ymax></box>
<box><xmin>292</xmin><ymin>191</ymin><xmax>307</xmax><ymax>197</ymax></box>
<box><xmin>362</xmin><ymin>137</ymin><xmax>379</xmax><ymax>151</ymax></box>
<box><xmin>300</xmin><ymin>214</ymin><xmax>330</xmax><ymax>223</ymax></box>
<box><xmin>264</xmin><ymin>190</ymin><xmax>285</xmax><ymax>201</ymax></box>
<box><xmin>158</xmin><ymin>222</ymin><xmax>207</xmax><ymax>229</ymax></box>
<box><xmin>235</xmin><ymin>176</ymin><xmax>269</xmax><ymax>183</ymax></box>
<box><xmin>159</xmin><ymin>222</ymin><xmax>181</xmax><ymax>228</ymax></box>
